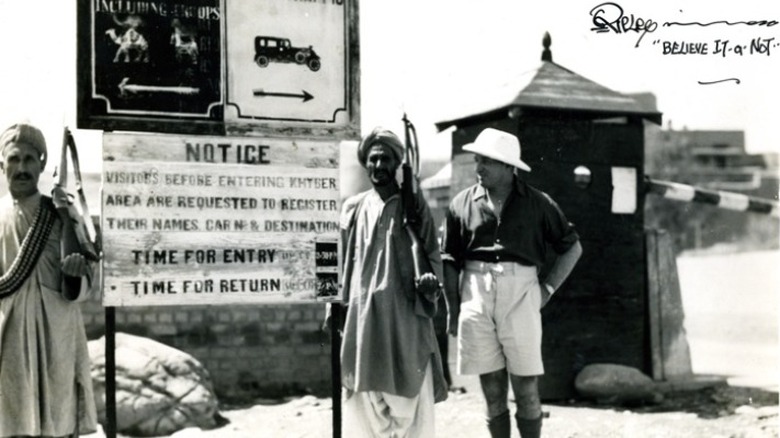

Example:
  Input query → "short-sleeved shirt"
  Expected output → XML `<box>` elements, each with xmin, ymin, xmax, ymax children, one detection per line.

<box><xmin>441</xmin><ymin>178</ymin><xmax>579</xmax><ymax>269</ymax></box>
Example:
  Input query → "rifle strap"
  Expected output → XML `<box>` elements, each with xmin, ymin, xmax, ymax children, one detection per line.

<box><xmin>57</xmin><ymin>128</ymin><xmax>99</xmax><ymax>259</ymax></box>
<box><xmin>0</xmin><ymin>197</ymin><xmax>57</xmax><ymax>299</ymax></box>
<box><xmin>66</xmin><ymin>129</ymin><xmax>96</xmax><ymax>241</ymax></box>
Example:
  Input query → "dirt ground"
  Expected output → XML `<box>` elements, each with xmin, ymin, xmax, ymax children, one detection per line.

<box><xmin>147</xmin><ymin>382</ymin><xmax>777</xmax><ymax>438</ymax></box>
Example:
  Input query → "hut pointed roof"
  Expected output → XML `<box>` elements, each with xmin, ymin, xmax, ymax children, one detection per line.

<box><xmin>435</xmin><ymin>33</ymin><xmax>662</xmax><ymax>131</ymax></box>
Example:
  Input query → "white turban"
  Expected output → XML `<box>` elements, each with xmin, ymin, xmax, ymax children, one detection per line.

<box><xmin>0</xmin><ymin>124</ymin><xmax>47</xmax><ymax>169</ymax></box>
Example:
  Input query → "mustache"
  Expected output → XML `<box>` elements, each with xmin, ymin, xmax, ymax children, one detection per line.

<box><xmin>12</xmin><ymin>172</ymin><xmax>33</xmax><ymax>181</ymax></box>
<box><xmin>370</xmin><ymin>169</ymin><xmax>394</xmax><ymax>186</ymax></box>
<box><xmin>371</xmin><ymin>169</ymin><xmax>391</xmax><ymax>177</ymax></box>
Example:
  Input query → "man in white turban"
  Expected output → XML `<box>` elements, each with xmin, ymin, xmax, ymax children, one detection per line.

<box><xmin>0</xmin><ymin>123</ymin><xmax>98</xmax><ymax>438</ymax></box>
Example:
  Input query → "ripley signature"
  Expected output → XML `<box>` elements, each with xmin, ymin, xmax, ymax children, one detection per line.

<box><xmin>590</xmin><ymin>2</ymin><xmax>658</xmax><ymax>47</ymax></box>
<box><xmin>590</xmin><ymin>2</ymin><xmax>778</xmax><ymax>48</ymax></box>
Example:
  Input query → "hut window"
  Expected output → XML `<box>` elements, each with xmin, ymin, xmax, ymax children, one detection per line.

<box><xmin>573</xmin><ymin>165</ymin><xmax>592</xmax><ymax>189</ymax></box>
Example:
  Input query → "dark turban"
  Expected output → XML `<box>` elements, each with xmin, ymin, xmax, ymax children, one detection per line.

<box><xmin>357</xmin><ymin>127</ymin><xmax>404</xmax><ymax>167</ymax></box>
<box><xmin>0</xmin><ymin>124</ymin><xmax>47</xmax><ymax>169</ymax></box>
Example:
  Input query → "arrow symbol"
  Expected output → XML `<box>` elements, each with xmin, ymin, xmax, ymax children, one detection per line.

<box><xmin>118</xmin><ymin>77</ymin><xmax>200</xmax><ymax>97</ymax></box>
<box><xmin>252</xmin><ymin>89</ymin><xmax>314</xmax><ymax>102</ymax></box>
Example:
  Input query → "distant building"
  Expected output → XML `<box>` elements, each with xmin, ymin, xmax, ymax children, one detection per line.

<box><xmin>659</xmin><ymin>129</ymin><xmax>775</xmax><ymax>193</ymax></box>
<box><xmin>419</xmin><ymin>162</ymin><xmax>452</xmax><ymax>226</ymax></box>
<box><xmin>644</xmin><ymin>122</ymin><xmax>779</xmax><ymax>251</ymax></box>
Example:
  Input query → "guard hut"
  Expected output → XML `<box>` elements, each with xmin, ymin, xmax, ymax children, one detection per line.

<box><xmin>435</xmin><ymin>33</ymin><xmax>663</xmax><ymax>399</ymax></box>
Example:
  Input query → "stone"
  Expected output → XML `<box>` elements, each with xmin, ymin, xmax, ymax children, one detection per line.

<box><xmin>574</xmin><ymin>363</ymin><xmax>663</xmax><ymax>404</ymax></box>
<box><xmin>88</xmin><ymin>333</ymin><xmax>221</xmax><ymax>436</ymax></box>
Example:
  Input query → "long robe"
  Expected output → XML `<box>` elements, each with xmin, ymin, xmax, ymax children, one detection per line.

<box><xmin>339</xmin><ymin>189</ymin><xmax>447</xmax><ymax>402</ymax></box>
<box><xmin>0</xmin><ymin>193</ymin><xmax>97</xmax><ymax>437</ymax></box>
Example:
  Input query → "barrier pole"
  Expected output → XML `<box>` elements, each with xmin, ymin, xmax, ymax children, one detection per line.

<box><xmin>645</xmin><ymin>177</ymin><xmax>779</xmax><ymax>218</ymax></box>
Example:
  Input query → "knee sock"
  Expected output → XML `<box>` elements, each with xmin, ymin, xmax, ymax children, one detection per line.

<box><xmin>486</xmin><ymin>409</ymin><xmax>511</xmax><ymax>438</ymax></box>
<box><xmin>515</xmin><ymin>413</ymin><xmax>542</xmax><ymax>438</ymax></box>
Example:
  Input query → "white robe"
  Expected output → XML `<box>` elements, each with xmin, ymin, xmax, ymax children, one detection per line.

<box><xmin>0</xmin><ymin>193</ymin><xmax>97</xmax><ymax>437</ymax></box>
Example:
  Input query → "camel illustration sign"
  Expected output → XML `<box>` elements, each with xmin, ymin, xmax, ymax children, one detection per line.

<box><xmin>77</xmin><ymin>0</ymin><xmax>359</xmax><ymax>138</ymax></box>
<box><xmin>77</xmin><ymin>0</ymin><xmax>223</xmax><ymax>134</ymax></box>
<box><xmin>224</xmin><ymin>0</ymin><xmax>350</xmax><ymax>129</ymax></box>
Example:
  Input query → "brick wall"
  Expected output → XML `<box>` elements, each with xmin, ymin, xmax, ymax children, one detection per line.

<box><xmin>80</xmin><ymin>295</ymin><xmax>334</xmax><ymax>401</ymax></box>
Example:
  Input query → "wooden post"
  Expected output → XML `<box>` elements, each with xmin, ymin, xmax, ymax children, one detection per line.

<box><xmin>645</xmin><ymin>229</ymin><xmax>693</xmax><ymax>380</ymax></box>
<box><xmin>105</xmin><ymin>306</ymin><xmax>117</xmax><ymax>438</ymax></box>
<box><xmin>646</xmin><ymin>230</ymin><xmax>664</xmax><ymax>380</ymax></box>
<box><xmin>330</xmin><ymin>304</ymin><xmax>342</xmax><ymax>438</ymax></box>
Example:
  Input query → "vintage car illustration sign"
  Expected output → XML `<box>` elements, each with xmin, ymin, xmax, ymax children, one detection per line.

<box><xmin>79</xmin><ymin>0</ymin><xmax>223</xmax><ymax>133</ymax></box>
<box><xmin>224</xmin><ymin>0</ymin><xmax>350</xmax><ymax>128</ymax></box>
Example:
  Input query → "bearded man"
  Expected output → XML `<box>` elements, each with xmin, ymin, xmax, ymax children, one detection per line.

<box><xmin>337</xmin><ymin>127</ymin><xmax>447</xmax><ymax>437</ymax></box>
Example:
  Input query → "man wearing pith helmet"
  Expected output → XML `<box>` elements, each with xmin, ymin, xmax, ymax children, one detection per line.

<box><xmin>441</xmin><ymin>128</ymin><xmax>582</xmax><ymax>438</ymax></box>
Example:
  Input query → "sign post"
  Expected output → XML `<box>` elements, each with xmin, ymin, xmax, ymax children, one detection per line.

<box><xmin>79</xmin><ymin>1</ymin><xmax>359</xmax><ymax>435</ymax></box>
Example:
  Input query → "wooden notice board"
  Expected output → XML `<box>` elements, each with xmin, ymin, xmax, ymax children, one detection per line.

<box><xmin>101</xmin><ymin>132</ymin><xmax>340</xmax><ymax>306</ymax></box>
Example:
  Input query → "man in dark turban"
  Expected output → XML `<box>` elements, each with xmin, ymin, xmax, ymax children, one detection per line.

<box><xmin>337</xmin><ymin>126</ymin><xmax>447</xmax><ymax>436</ymax></box>
<box><xmin>356</xmin><ymin>127</ymin><xmax>404</xmax><ymax>168</ymax></box>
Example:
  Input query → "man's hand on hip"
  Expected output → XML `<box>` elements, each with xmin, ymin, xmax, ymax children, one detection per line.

<box><xmin>540</xmin><ymin>283</ymin><xmax>554</xmax><ymax>308</ymax></box>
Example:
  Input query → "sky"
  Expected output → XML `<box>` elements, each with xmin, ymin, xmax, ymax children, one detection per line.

<box><xmin>359</xmin><ymin>0</ymin><xmax>779</xmax><ymax>161</ymax></box>
<box><xmin>0</xmin><ymin>0</ymin><xmax>777</xmax><ymax>172</ymax></box>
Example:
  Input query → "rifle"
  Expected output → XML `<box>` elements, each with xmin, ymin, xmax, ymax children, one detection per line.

<box><xmin>51</xmin><ymin>127</ymin><xmax>100</xmax><ymax>300</ymax></box>
<box><xmin>401</xmin><ymin>114</ymin><xmax>439</xmax><ymax>300</ymax></box>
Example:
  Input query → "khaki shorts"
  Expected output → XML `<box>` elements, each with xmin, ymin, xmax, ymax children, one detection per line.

<box><xmin>457</xmin><ymin>261</ymin><xmax>544</xmax><ymax>376</ymax></box>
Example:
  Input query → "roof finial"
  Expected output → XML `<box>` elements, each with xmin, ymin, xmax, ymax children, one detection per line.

<box><xmin>542</xmin><ymin>32</ymin><xmax>552</xmax><ymax>62</ymax></box>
